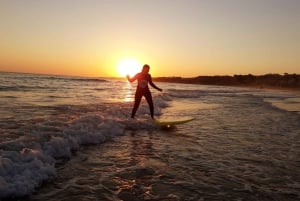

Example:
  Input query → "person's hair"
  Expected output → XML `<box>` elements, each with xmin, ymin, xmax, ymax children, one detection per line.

<box><xmin>143</xmin><ymin>64</ymin><xmax>150</xmax><ymax>69</ymax></box>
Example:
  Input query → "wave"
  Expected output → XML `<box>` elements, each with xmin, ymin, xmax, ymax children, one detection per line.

<box><xmin>0</xmin><ymin>94</ymin><xmax>168</xmax><ymax>199</ymax></box>
<box><xmin>0</xmin><ymin>76</ymin><xmax>108</xmax><ymax>92</ymax></box>
<box><xmin>62</xmin><ymin>77</ymin><xmax>108</xmax><ymax>83</ymax></box>
<box><xmin>0</xmin><ymin>72</ymin><xmax>108</xmax><ymax>82</ymax></box>
<box><xmin>166</xmin><ymin>87</ymin><xmax>254</xmax><ymax>99</ymax></box>
<box><xmin>0</xmin><ymin>85</ymin><xmax>50</xmax><ymax>92</ymax></box>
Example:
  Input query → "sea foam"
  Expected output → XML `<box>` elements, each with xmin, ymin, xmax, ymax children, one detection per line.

<box><xmin>0</xmin><ymin>94</ymin><xmax>168</xmax><ymax>198</ymax></box>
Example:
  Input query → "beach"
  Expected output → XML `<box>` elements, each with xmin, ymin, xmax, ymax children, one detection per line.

<box><xmin>0</xmin><ymin>72</ymin><xmax>300</xmax><ymax>200</ymax></box>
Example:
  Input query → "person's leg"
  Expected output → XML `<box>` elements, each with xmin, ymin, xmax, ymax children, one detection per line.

<box><xmin>144</xmin><ymin>90</ymin><xmax>154</xmax><ymax>119</ymax></box>
<box><xmin>131</xmin><ymin>89</ymin><xmax>143</xmax><ymax>118</ymax></box>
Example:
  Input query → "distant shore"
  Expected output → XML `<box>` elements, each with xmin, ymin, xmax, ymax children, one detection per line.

<box><xmin>153</xmin><ymin>74</ymin><xmax>300</xmax><ymax>91</ymax></box>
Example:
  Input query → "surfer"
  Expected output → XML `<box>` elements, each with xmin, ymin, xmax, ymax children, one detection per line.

<box><xmin>127</xmin><ymin>64</ymin><xmax>162</xmax><ymax>119</ymax></box>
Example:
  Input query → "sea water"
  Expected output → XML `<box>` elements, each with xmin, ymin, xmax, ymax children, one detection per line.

<box><xmin>0</xmin><ymin>72</ymin><xmax>299</xmax><ymax>200</ymax></box>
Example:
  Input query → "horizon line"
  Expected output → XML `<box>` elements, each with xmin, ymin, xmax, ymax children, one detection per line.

<box><xmin>0</xmin><ymin>70</ymin><xmax>299</xmax><ymax>79</ymax></box>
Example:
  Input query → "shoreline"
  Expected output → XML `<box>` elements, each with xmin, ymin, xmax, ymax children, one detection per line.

<box><xmin>153</xmin><ymin>74</ymin><xmax>300</xmax><ymax>93</ymax></box>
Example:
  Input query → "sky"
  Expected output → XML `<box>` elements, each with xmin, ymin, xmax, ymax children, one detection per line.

<box><xmin>0</xmin><ymin>0</ymin><xmax>299</xmax><ymax>77</ymax></box>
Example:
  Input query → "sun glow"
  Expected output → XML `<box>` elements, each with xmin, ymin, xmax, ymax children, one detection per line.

<box><xmin>117</xmin><ymin>58</ymin><xmax>141</xmax><ymax>77</ymax></box>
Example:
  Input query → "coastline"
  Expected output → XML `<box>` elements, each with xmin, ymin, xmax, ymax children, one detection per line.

<box><xmin>153</xmin><ymin>74</ymin><xmax>300</xmax><ymax>92</ymax></box>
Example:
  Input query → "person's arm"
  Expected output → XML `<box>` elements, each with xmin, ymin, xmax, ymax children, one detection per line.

<box><xmin>148</xmin><ymin>74</ymin><xmax>162</xmax><ymax>92</ymax></box>
<box><xmin>127</xmin><ymin>73</ymin><xmax>139</xmax><ymax>83</ymax></box>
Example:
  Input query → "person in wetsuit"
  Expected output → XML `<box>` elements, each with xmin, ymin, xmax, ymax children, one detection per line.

<box><xmin>127</xmin><ymin>64</ymin><xmax>162</xmax><ymax>119</ymax></box>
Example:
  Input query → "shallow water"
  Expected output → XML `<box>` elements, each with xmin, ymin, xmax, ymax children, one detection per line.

<box><xmin>33</xmin><ymin>89</ymin><xmax>300</xmax><ymax>200</ymax></box>
<box><xmin>1</xmin><ymin>72</ymin><xmax>300</xmax><ymax>200</ymax></box>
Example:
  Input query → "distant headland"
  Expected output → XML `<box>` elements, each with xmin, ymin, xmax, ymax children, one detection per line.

<box><xmin>153</xmin><ymin>73</ymin><xmax>300</xmax><ymax>90</ymax></box>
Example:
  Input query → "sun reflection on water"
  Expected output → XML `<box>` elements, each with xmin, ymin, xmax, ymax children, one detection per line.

<box><xmin>123</xmin><ymin>81</ymin><xmax>134</xmax><ymax>102</ymax></box>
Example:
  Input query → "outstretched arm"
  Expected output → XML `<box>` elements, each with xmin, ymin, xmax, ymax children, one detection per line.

<box><xmin>127</xmin><ymin>74</ymin><xmax>138</xmax><ymax>83</ymax></box>
<box><xmin>149</xmin><ymin>75</ymin><xmax>162</xmax><ymax>92</ymax></box>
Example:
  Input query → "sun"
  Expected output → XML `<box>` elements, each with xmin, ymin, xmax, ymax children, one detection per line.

<box><xmin>117</xmin><ymin>58</ymin><xmax>141</xmax><ymax>77</ymax></box>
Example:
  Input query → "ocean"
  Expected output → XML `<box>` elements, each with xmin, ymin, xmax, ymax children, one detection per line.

<box><xmin>0</xmin><ymin>72</ymin><xmax>299</xmax><ymax>201</ymax></box>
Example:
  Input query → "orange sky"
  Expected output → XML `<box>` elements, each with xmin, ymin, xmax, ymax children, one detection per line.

<box><xmin>0</xmin><ymin>0</ymin><xmax>299</xmax><ymax>77</ymax></box>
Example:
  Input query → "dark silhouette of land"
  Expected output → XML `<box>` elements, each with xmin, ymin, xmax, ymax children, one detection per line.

<box><xmin>153</xmin><ymin>73</ymin><xmax>300</xmax><ymax>90</ymax></box>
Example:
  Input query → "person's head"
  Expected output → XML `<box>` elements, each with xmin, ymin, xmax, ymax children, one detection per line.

<box><xmin>142</xmin><ymin>64</ymin><xmax>150</xmax><ymax>73</ymax></box>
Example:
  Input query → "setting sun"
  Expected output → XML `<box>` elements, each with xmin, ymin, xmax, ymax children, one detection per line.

<box><xmin>116</xmin><ymin>58</ymin><xmax>141</xmax><ymax>77</ymax></box>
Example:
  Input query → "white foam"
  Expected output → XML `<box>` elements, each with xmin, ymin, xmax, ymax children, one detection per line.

<box><xmin>0</xmin><ymin>149</ymin><xmax>56</xmax><ymax>198</ymax></box>
<box><xmin>0</xmin><ymin>94</ymin><xmax>169</xmax><ymax>199</ymax></box>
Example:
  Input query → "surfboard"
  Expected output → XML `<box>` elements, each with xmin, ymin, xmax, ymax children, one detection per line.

<box><xmin>155</xmin><ymin>117</ymin><xmax>195</xmax><ymax>127</ymax></box>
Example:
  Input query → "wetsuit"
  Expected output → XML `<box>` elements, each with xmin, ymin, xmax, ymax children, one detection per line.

<box><xmin>129</xmin><ymin>72</ymin><xmax>160</xmax><ymax>119</ymax></box>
